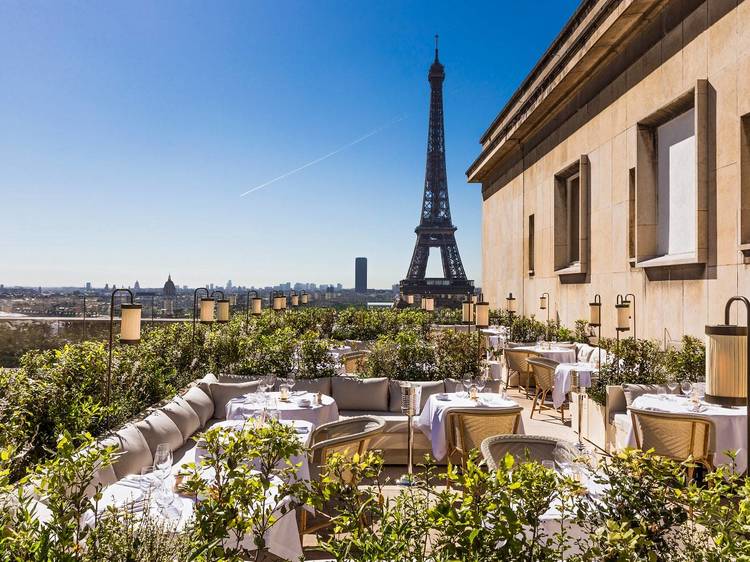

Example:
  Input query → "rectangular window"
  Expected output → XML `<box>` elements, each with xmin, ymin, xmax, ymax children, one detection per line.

<box><xmin>741</xmin><ymin>113</ymin><xmax>750</xmax><ymax>261</ymax></box>
<box><xmin>628</xmin><ymin>168</ymin><xmax>636</xmax><ymax>263</ymax></box>
<box><xmin>528</xmin><ymin>214</ymin><xmax>535</xmax><ymax>275</ymax></box>
<box><xmin>553</xmin><ymin>155</ymin><xmax>589</xmax><ymax>276</ymax></box>
<box><xmin>656</xmin><ymin>108</ymin><xmax>696</xmax><ymax>257</ymax></box>
<box><xmin>634</xmin><ymin>81</ymin><xmax>707</xmax><ymax>268</ymax></box>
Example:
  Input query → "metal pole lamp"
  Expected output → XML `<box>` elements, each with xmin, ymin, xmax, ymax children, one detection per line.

<box><xmin>506</xmin><ymin>292</ymin><xmax>517</xmax><ymax>319</ymax></box>
<box><xmin>271</xmin><ymin>291</ymin><xmax>285</xmax><ymax>312</ymax></box>
<box><xmin>577</xmin><ymin>294</ymin><xmax>602</xmax><ymax>451</ymax></box>
<box><xmin>300</xmin><ymin>291</ymin><xmax>309</xmax><ymax>305</ymax></box>
<box><xmin>614</xmin><ymin>295</ymin><xmax>631</xmax><ymax>374</ymax></box>
<box><xmin>540</xmin><ymin>292</ymin><xmax>550</xmax><ymax>340</ymax></box>
<box><xmin>290</xmin><ymin>290</ymin><xmax>300</xmax><ymax>308</ymax></box>
<box><xmin>107</xmin><ymin>288</ymin><xmax>141</xmax><ymax>428</ymax></box>
<box><xmin>475</xmin><ymin>295</ymin><xmax>490</xmax><ymax>361</ymax></box>
<box><xmin>705</xmin><ymin>297</ymin><xmax>750</xmax><ymax>468</ymax></box>
<box><xmin>396</xmin><ymin>383</ymin><xmax>419</xmax><ymax>486</ymax></box>
<box><xmin>244</xmin><ymin>290</ymin><xmax>262</xmax><ymax>332</ymax></box>
<box><xmin>462</xmin><ymin>293</ymin><xmax>475</xmax><ymax>333</ymax></box>
<box><xmin>212</xmin><ymin>290</ymin><xmax>230</xmax><ymax>324</ymax></box>
<box><xmin>406</xmin><ymin>294</ymin><xmax>415</xmax><ymax>306</ymax></box>
<box><xmin>421</xmin><ymin>296</ymin><xmax>435</xmax><ymax>312</ymax></box>
<box><xmin>192</xmin><ymin>287</ymin><xmax>212</xmax><ymax>355</ymax></box>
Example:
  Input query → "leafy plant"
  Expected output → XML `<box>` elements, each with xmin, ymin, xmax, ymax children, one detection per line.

<box><xmin>588</xmin><ymin>337</ymin><xmax>668</xmax><ymax>406</ymax></box>
<box><xmin>665</xmin><ymin>335</ymin><xmax>705</xmax><ymax>383</ymax></box>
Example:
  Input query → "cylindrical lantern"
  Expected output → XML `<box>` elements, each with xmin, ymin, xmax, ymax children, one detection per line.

<box><xmin>506</xmin><ymin>293</ymin><xmax>517</xmax><ymax>313</ymax></box>
<box><xmin>281</xmin><ymin>295</ymin><xmax>288</xmax><ymax>309</ymax></box>
<box><xmin>616</xmin><ymin>301</ymin><xmax>630</xmax><ymax>332</ymax></box>
<box><xmin>199</xmin><ymin>298</ymin><xmax>215</xmax><ymax>323</ymax></box>
<box><xmin>462</xmin><ymin>301</ymin><xmax>474</xmax><ymax>323</ymax></box>
<box><xmin>120</xmin><ymin>303</ymin><xmax>142</xmax><ymax>344</ymax></box>
<box><xmin>301</xmin><ymin>292</ymin><xmax>309</xmax><ymax>305</ymax></box>
<box><xmin>705</xmin><ymin>324</ymin><xmax>747</xmax><ymax>406</ymax></box>
<box><xmin>422</xmin><ymin>296</ymin><xmax>434</xmax><ymax>312</ymax></box>
<box><xmin>216</xmin><ymin>299</ymin><xmax>230</xmax><ymax>323</ymax></box>
<box><xmin>291</xmin><ymin>294</ymin><xmax>300</xmax><ymax>307</ymax></box>
<box><xmin>589</xmin><ymin>298</ymin><xmax>601</xmax><ymax>327</ymax></box>
<box><xmin>475</xmin><ymin>299</ymin><xmax>490</xmax><ymax>328</ymax></box>
<box><xmin>539</xmin><ymin>294</ymin><xmax>548</xmax><ymax>310</ymax></box>
<box><xmin>273</xmin><ymin>295</ymin><xmax>284</xmax><ymax>311</ymax></box>
<box><xmin>406</xmin><ymin>294</ymin><xmax>414</xmax><ymax>305</ymax></box>
<box><xmin>251</xmin><ymin>297</ymin><xmax>263</xmax><ymax>315</ymax></box>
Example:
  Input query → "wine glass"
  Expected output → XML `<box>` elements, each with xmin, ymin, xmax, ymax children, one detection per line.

<box><xmin>667</xmin><ymin>381</ymin><xmax>679</xmax><ymax>394</ymax></box>
<box><xmin>681</xmin><ymin>380</ymin><xmax>693</xmax><ymax>398</ymax></box>
<box><xmin>553</xmin><ymin>444</ymin><xmax>573</xmax><ymax>474</ymax></box>
<box><xmin>462</xmin><ymin>375</ymin><xmax>473</xmax><ymax>397</ymax></box>
<box><xmin>264</xmin><ymin>374</ymin><xmax>277</xmax><ymax>392</ymax></box>
<box><xmin>475</xmin><ymin>374</ymin><xmax>486</xmax><ymax>395</ymax></box>
<box><xmin>153</xmin><ymin>443</ymin><xmax>172</xmax><ymax>481</ymax></box>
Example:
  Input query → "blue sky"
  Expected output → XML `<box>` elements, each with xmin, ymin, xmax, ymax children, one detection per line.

<box><xmin>0</xmin><ymin>0</ymin><xmax>578</xmax><ymax>289</ymax></box>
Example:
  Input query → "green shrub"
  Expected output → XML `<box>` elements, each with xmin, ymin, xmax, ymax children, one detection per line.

<box><xmin>588</xmin><ymin>337</ymin><xmax>668</xmax><ymax>406</ymax></box>
<box><xmin>365</xmin><ymin>330</ymin><xmax>437</xmax><ymax>381</ymax></box>
<box><xmin>431</xmin><ymin>329</ymin><xmax>481</xmax><ymax>380</ymax></box>
<box><xmin>665</xmin><ymin>335</ymin><xmax>705</xmax><ymax>383</ymax></box>
<box><xmin>296</xmin><ymin>330</ymin><xmax>337</xmax><ymax>379</ymax></box>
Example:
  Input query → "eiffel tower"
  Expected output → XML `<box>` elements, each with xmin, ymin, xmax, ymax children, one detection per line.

<box><xmin>399</xmin><ymin>37</ymin><xmax>473</xmax><ymax>306</ymax></box>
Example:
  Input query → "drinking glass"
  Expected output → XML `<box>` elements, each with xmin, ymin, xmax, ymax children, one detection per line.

<box><xmin>542</xmin><ymin>460</ymin><xmax>555</xmax><ymax>471</ymax></box>
<box><xmin>476</xmin><ymin>375</ymin><xmax>486</xmax><ymax>394</ymax></box>
<box><xmin>153</xmin><ymin>443</ymin><xmax>172</xmax><ymax>481</ymax></box>
<box><xmin>681</xmin><ymin>381</ymin><xmax>693</xmax><ymax>398</ymax></box>
<box><xmin>667</xmin><ymin>381</ymin><xmax>679</xmax><ymax>394</ymax></box>
<box><xmin>264</xmin><ymin>374</ymin><xmax>276</xmax><ymax>392</ymax></box>
<box><xmin>462</xmin><ymin>375</ymin><xmax>473</xmax><ymax>397</ymax></box>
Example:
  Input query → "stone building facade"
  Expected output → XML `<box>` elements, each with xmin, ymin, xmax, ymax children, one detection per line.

<box><xmin>467</xmin><ymin>0</ymin><xmax>750</xmax><ymax>341</ymax></box>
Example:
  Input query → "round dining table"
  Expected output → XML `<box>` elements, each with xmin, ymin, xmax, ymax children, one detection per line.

<box><xmin>626</xmin><ymin>393</ymin><xmax>748</xmax><ymax>473</ymax></box>
<box><xmin>513</xmin><ymin>345</ymin><xmax>577</xmax><ymax>364</ymax></box>
<box><xmin>225</xmin><ymin>391</ymin><xmax>339</xmax><ymax>428</ymax></box>
<box><xmin>415</xmin><ymin>392</ymin><xmax>524</xmax><ymax>461</ymax></box>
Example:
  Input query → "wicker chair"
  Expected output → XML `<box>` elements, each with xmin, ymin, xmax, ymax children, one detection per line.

<box><xmin>504</xmin><ymin>349</ymin><xmax>536</xmax><ymax>397</ymax></box>
<box><xmin>445</xmin><ymin>406</ymin><xmax>523</xmax><ymax>468</ymax></box>
<box><xmin>301</xmin><ymin>415</ymin><xmax>386</xmax><ymax>537</ymax></box>
<box><xmin>526</xmin><ymin>357</ymin><xmax>563</xmax><ymax>422</ymax></box>
<box><xmin>480</xmin><ymin>434</ymin><xmax>578</xmax><ymax>470</ymax></box>
<box><xmin>630</xmin><ymin>408</ymin><xmax>715</xmax><ymax>479</ymax></box>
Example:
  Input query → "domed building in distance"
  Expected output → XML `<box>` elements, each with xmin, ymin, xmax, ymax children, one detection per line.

<box><xmin>162</xmin><ymin>274</ymin><xmax>177</xmax><ymax>316</ymax></box>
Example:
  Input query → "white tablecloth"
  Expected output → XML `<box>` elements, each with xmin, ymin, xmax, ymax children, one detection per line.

<box><xmin>481</xmin><ymin>328</ymin><xmax>508</xmax><ymax>351</ymax></box>
<box><xmin>415</xmin><ymin>393</ymin><xmax>524</xmax><ymax>460</ymax></box>
<box><xmin>226</xmin><ymin>391</ymin><xmax>338</xmax><ymax>428</ymax></box>
<box><xmin>626</xmin><ymin>394</ymin><xmax>748</xmax><ymax>472</ymax></box>
<box><xmin>206</xmin><ymin>419</ymin><xmax>313</xmax><ymax>482</ymax></box>
<box><xmin>514</xmin><ymin>346</ymin><xmax>577</xmax><ymax>364</ymax></box>
<box><xmin>87</xmin><ymin>445</ymin><xmax>303</xmax><ymax>561</ymax></box>
<box><xmin>552</xmin><ymin>363</ymin><xmax>596</xmax><ymax>409</ymax></box>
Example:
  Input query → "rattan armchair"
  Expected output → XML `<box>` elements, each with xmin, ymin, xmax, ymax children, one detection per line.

<box><xmin>480</xmin><ymin>434</ymin><xmax>577</xmax><ymax>470</ymax></box>
<box><xmin>308</xmin><ymin>415</ymin><xmax>386</xmax><ymax>468</ymax></box>
<box><xmin>526</xmin><ymin>357</ymin><xmax>564</xmax><ymax>422</ymax></box>
<box><xmin>504</xmin><ymin>349</ymin><xmax>536</xmax><ymax>397</ymax></box>
<box><xmin>445</xmin><ymin>406</ymin><xmax>523</xmax><ymax>468</ymax></box>
<box><xmin>301</xmin><ymin>415</ymin><xmax>386</xmax><ymax>538</ymax></box>
<box><xmin>630</xmin><ymin>408</ymin><xmax>715</xmax><ymax>479</ymax></box>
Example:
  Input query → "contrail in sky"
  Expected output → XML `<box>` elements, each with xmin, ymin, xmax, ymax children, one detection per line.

<box><xmin>239</xmin><ymin>114</ymin><xmax>407</xmax><ymax>197</ymax></box>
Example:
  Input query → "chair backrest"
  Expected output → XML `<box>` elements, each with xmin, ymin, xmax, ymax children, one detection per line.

<box><xmin>480</xmin><ymin>434</ymin><xmax>577</xmax><ymax>470</ymax></box>
<box><xmin>526</xmin><ymin>358</ymin><xmax>557</xmax><ymax>391</ymax></box>
<box><xmin>630</xmin><ymin>408</ymin><xmax>714</xmax><ymax>464</ymax></box>
<box><xmin>342</xmin><ymin>351</ymin><xmax>370</xmax><ymax>374</ymax></box>
<box><xmin>504</xmin><ymin>350</ymin><xmax>534</xmax><ymax>374</ymax></box>
<box><xmin>309</xmin><ymin>415</ymin><xmax>386</xmax><ymax>466</ymax></box>
<box><xmin>445</xmin><ymin>407</ymin><xmax>523</xmax><ymax>465</ymax></box>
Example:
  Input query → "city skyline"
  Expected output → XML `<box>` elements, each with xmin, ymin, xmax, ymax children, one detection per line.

<box><xmin>0</xmin><ymin>1</ymin><xmax>578</xmax><ymax>287</ymax></box>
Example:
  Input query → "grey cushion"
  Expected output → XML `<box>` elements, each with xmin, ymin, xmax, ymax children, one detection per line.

<box><xmin>162</xmin><ymin>397</ymin><xmax>201</xmax><ymax>441</ymax></box>
<box><xmin>208</xmin><ymin>381</ymin><xmax>261</xmax><ymax>419</ymax></box>
<box><xmin>293</xmin><ymin>377</ymin><xmax>332</xmax><ymax>396</ymax></box>
<box><xmin>331</xmin><ymin>376</ymin><xmax>389</xmax><ymax>412</ymax></box>
<box><xmin>99</xmin><ymin>424</ymin><xmax>153</xmax><ymax>480</ymax></box>
<box><xmin>622</xmin><ymin>383</ymin><xmax>677</xmax><ymax>406</ymax></box>
<box><xmin>388</xmin><ymin>380</ymin><xmax>445</xmax><ymax>413</ymax></box>
<box><xmin>197</xmin><ymin>372</ymin><xmax>219</xmax><ymax>394</ymax></box>
<box><xmin>182</xmin><ymin>386</ymin><xmax>214</xmax><ymax>427</ymax></box>
<box><xmin>135</xmin><ymin>410</ymin><xmax>184</xmax><ymax>455</ymax></box>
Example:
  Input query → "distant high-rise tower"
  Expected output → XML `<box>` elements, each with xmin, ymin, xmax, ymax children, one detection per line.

<box><xmin>355</xmin><ymin>257</ymin><xmax>367</xmax><ymax>293</ymax></box>
<box><xmin>134</xmin><ymin>280</ymin><xmax>141</xmax><ymax>290</ymax></box>
<box><xmin>399</xmin><ymin>36</ymin><xmax>473</xmax><ymax>306</ymax></box>
<box><xmin>163</xmin><ymin>274</ymin><xmax>176</xmax><ymax>316</ymax></box>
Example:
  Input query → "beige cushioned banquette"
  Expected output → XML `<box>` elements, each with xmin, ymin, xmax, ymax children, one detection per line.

<box><xmin>208</xmin><ymin>380</ymin><xmax>261</xmax><ymax>419</ymax></box>
<box><xmin>135</xmin><ymin>410</ymin><xmax>184</xmax><ymax>456</ymax></box>
<box><xmin>99</xmin><ymin>424</ymin><xmax>153</xmax><ymax>480</ymax></box>
<box><xmin>182</xmin><ymin>386</ymin><xmax>214</xmax><ymax>427</ymax></box>
<box><xmin>331</xmin><ymin>376</ymin><xmax>389</xmax><ymax>411</ymax></box>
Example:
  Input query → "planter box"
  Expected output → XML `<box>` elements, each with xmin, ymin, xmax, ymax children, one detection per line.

<box><xmin>570</xmin><ymin>390</ymin><xmax>620</xmax><ymax>452</ymax></box>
